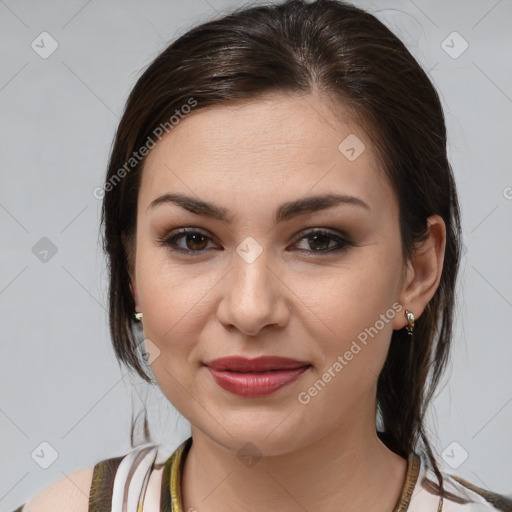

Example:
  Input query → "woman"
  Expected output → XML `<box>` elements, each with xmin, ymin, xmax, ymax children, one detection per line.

<box><xmin>12</xmin><ymin>0</ymin><xmax>511</xmax><ymax>511</ymax></box>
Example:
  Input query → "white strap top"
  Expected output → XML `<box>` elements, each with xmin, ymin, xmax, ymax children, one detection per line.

<box><xmin>110</xmin><ymin>443</ymin><xmax>159</xmax><ymax>512</ymax></box>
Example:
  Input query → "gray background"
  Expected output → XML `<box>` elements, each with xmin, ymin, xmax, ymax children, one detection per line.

<box><xmin>1</xmin><ymin>0</ymin><xmax>511</xmax><ymax>509</ymax></box>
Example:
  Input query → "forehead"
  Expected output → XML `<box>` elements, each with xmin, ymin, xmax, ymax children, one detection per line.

<box><xmin>138</xmin><ymin>92</ymin><xmax>394</xmax><ymax>219</ymax></box>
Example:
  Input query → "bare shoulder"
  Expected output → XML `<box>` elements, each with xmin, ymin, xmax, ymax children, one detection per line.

<box><xmin>23</xmin><ymin>466</ymin><xmax>94</xmax><ymax>512</ymax></box>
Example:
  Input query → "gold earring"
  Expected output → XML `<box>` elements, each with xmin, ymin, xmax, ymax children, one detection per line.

<box><xmin>404</xmin><ymin>309</ymin><xmax>415</xmax><ymax>336</ymax></box>
<box><xmin>134</xmin><ymin>312</ymin><xmax>143</xmax><ymax>323</ymax></box>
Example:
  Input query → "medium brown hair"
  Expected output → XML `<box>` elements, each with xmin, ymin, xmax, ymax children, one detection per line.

<box><xmin>100</xmin><ymin>0</ymin><xmax>462</xmax><ymax>490</ymax></box>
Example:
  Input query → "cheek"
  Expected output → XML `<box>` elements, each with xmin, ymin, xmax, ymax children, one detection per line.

<box><xmin>136</xmin><ymin>237</ymin><xmax>217</xmax><ymax>322</ymax></box>
<box><xmin>312</xmin><ymin>255</ymin><xmax>401</xmax><ymax>343</ymax></box>
<box><xmin>302</xmin><ymin>249</ymin><xmax>402</xmax><ymax>395</ymax></box>
<box><xmin>138</xmin><ymin>268</ymin><xmax>212</xmax><ymax>354</ymax></box>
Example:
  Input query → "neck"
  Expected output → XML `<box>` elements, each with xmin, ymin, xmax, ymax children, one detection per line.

<box><xmin>181</xmin><ymin>420</ymin><xmax>408</xmax><ymax>512</ymax></box>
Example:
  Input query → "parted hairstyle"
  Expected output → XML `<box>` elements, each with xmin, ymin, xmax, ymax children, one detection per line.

<box><xmin>100</xmin><ymin>0</ymin><xmax>463</xmax><ymax>493</ymax></box>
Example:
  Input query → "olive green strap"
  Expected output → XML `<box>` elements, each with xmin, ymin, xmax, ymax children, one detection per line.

<box><xmin>88</xmin><ymin>455</ymin><xmax>124</xmax><ymax>512</ymax></box>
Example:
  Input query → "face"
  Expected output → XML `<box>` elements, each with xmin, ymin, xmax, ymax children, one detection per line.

<box><xmin>130</xmin><ymin>92</ymin><xmax>411</xmax><ymax>456</ymax></box>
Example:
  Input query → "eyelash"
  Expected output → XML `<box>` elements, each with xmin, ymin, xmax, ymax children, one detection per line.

<box><xmin>156</xmin><ymin>227</ymin><xmax>354</xmax><ymax>256</ymax></box>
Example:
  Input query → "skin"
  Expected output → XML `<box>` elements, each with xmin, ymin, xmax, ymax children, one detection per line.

<box><xmin>129</xmin><ymin>91</ymin><xmax>446</xmax><ymax>512</ymax></box>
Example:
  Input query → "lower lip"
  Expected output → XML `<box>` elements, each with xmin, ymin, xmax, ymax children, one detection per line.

<box><xmin>206</xmin><ymin>366</ymin><xmax>310</xmax><ymax>397</ymax></box>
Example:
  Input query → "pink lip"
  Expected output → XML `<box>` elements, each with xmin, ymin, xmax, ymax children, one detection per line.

<box><xmin>204</xmin><ymin>356</ymin><xmax>311</xmax><ymax>372</ymax></box>
<box><xmin>203</xmin><ymin>356</ymin><xmax>311</xmax><ymax>397</ymax></box>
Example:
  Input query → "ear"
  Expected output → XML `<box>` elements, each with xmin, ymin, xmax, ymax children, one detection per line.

<box><xmin>130</xmin><ymin>275</ymin><xmax>141</xmax><ymax>312</ymax></box>
<box><xmin>393</xmin><ymin>214</ymin><xmax>446</xmax><ymax>330</ymax></box>
<box><xmin>122</xmin><ymin>231</ymin><xmax>141</xmax><ymax>312</ymax></box>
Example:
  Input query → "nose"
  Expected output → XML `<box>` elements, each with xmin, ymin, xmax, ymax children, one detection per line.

<box><xmin>216</xmin><ymin>248</ymin><xmax>290</xmax><ymax>337</ymax></box>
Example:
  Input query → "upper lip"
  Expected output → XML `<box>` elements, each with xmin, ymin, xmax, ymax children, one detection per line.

<box><xmin>203</xmin><ymin>356</ymin><xmax>311</xmax><ymax>372</ymax></box>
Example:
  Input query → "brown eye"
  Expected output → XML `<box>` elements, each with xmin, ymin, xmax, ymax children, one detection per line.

<box><xmin>158</xmin><ymin>228</ymin><xmax>216</xmax><ymax>254</ymax></box>
<box><xmin>182</xmin><ymin>232</ymin><xmax>209</xmax><ymax>251</ymax></box>
<box><xmin>304</xmin><ymin>233</ymin><xmax>332</xmax><ymax>251</ymax></box>
<box><xmin>291</xmin><ymin>229</ymin><xmax>352</xmax><ymax>254</ymax></box>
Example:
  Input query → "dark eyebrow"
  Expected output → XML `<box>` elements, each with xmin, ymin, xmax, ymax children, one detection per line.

<box><xmin>147</xmin><ymin>192</ymin><xmax>370</xmax><ymax>224</ymax></box>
